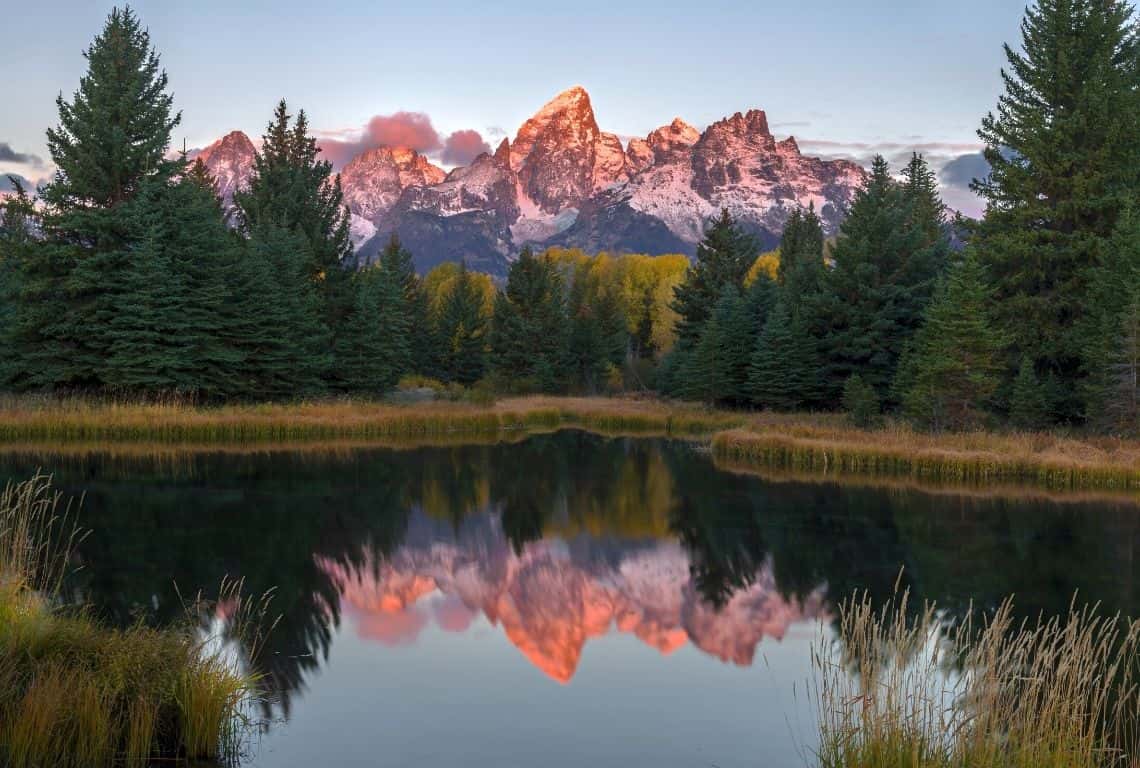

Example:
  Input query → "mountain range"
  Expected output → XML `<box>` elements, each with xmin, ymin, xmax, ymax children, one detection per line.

<box><xmin>317</xmin><ymin>508</ymin><xmax>827</xmax><ymax>683</ymax></box>
<box><xmin>197</xmin><ymin>86</ymin><xmax>866</xmax><ymax>277</ymax></box>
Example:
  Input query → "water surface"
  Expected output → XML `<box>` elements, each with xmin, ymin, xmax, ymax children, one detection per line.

<box><xmin>2</xmin><ymin>432</ymin><xmax>1136</xmax><ymax>767</ymax></box>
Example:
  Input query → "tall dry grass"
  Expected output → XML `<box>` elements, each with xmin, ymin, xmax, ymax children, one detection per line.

<box><xmin>0</xmin><ymin>473</ymin><xmax>266</xmax><ymax>767</ymax></box>
<box><xmin>713</xmin><ymin>422</ymin><xmax>1140</xmax><ymax>491</ymax></box>
<box><xmin>0</xmin><ymin>394</ymin><xmax>739</xmax><ymax>444</ymax></box>
<box><xmin>814</xmin><ymin>588</ymin><xmax>1140</xmax><ymax>768</ymax></box>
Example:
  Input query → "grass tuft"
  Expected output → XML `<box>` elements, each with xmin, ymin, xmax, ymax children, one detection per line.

<box><xmin>814</xmin><ymin>588</ymin><xmax>1140</xmax><ymax>768</ymax></box>
<box><xmin>0</xmin><ymin>473</ymin><xmax>265</xmax><ymax>767</ymax></box>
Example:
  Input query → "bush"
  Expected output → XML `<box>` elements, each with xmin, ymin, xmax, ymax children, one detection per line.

<box><xmin>842</xmin><ymin>374</ymin><xmax>881</xmax><ymax>428</ymax></box>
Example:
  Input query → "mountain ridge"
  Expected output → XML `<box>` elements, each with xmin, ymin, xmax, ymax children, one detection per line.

<box><xmin>196</xmin><ymin>86</ymin><xmax>866</xmax><ymax>276</ymax></box>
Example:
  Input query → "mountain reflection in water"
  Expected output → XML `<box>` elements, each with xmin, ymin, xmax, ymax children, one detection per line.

<box><xmin>0</xmin><ymin>430</ymin><xmax>1136</xmax><ymax>753</ymax></box>
<box><xmin>319</xmin><ymin>513</ymin><xmax>827</xmax><ymax>682</ymax></box>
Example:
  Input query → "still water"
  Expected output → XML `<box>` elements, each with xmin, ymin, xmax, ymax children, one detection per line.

<box><xmin>1</xmin><ymin>431</ymin><xmax>1137</xmax><ymax>767</ymax></box>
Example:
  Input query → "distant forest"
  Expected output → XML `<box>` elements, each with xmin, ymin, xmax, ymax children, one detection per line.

<box><xmin>1</xmin><ymin>2</ymin><xmax>1139</xmax><ymax>433</ymax></box>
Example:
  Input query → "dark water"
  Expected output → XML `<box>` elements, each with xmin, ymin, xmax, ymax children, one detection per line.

<box><xmin>1</xmin><ymin>431</ymin><xmax>1137</xmax><ymax>767</ymax></box>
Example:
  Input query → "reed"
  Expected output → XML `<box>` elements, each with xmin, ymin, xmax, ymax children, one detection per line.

<box><xmin>0</xmin><ymin>474</ymin><xmax>263</xmax><ymax>767</ymax></box>
<box><xmin>712</xmin><ymin>422</ymin><xmax>1140</xmax><ymax>491</ymax></box>
<box><xmin>0</xmin><ymin>394</ymin><xmax>742</xmax><ymax>444</ymax></box>
<box><xmin>813</xmin><ymin>589</ymin><xmax>1140</xmax><ymax>768</ymax></box>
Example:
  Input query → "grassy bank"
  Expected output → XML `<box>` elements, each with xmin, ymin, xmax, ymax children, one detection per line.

<box><xmin>3</xmin><ymin>394</ymin><xmax>1140</xmax><ymax>491</ymax></box>
<box><xmin>815</xmin><ymin>590</ymin><xmax>1140</xmax><ymax>768</ymax></box>
<box><xmin>0</xmin><ymin>474</ymin><xmax>261</xmax><ymax>766</ymax></box>
<box><xmin>712</xmin><ymin>422</ymin><xmax>1140</xmax><ymax>491</ymax></box>
<box><xmin>0</xmin><ymin>395</ymin><xmax>741</xmax><ymax>444</ymax></box>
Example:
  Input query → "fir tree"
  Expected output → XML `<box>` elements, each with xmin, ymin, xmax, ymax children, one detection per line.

<box><xmin>671</xmin><ymin>209</ymin><xmax>757</xmax><ymax>346</ymax></box>
<box><xmin>898</xmin><ymin>254</ymin><xmax>1007</xmax><ymax>431</ymax></box>
<box><xmin>490</xmin><ymin>248</ymin><xmax>568</xmax><ymax>392</ymax></box>
<box><xmin>1008</xmin><ymin>355</ymin><xmax>1050</xmax><ymax>430</ymax></box>
<box><xmin>25</xmin><ymin>6</ymin><xmax>181</xmax><ymax>389</ymax></box>
<box><xmin>777</xmin><ymin>204</ymin><xmax>825</xmax><ymax>306</ymax></box>
<box><xmin>0</xmin><ymin>180</ymin><xmax>35</xmax><ymax>386</ymax></box>
<box><xmin>375</xmin><ymin>235</ymin><xmax>430</xmax><ymax>377</ymax></box>
<box><xmin>232</xmin><ymin>225</ymin><xmax>330</xmax><ymax>398</ymax></box>
<box><xmin>974</xmin><ymin>0</ymin><xmax>1140</xmax><ymax>421</ymax></box>
<box><xmin>817</xmin><ymin>155</ymin><xmax>947</xmax><ymax>402</ymax></box>
<box><xmin>748</xmin><ymin>299</ymin><xmax>819</xmax><ymax>411</ymax></box>
<box><xmin>437</xmin><ymin>262</ymin><xmax>489</xmax><ymax>386</ymax></box>
<box><xmin>336</xmin><ymin>264</ymin><xmax>409</xmax><ymax>394</ymax></box>
<box><xmin>235</xmin><ymin>99</ymin><xmax>354</xmax><ymax>374</ymax></box>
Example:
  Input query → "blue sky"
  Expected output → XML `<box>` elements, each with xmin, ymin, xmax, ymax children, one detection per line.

<box><xmin>2</xmin><ymin>0</ymin><xmax>1029</xmax><ymax>213</ymax></box>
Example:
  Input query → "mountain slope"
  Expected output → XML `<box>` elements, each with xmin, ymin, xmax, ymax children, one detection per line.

<box><xmin>198</xmin><ymin>87</ymin><xmax>866</xmax><ymax>276</ymax></box>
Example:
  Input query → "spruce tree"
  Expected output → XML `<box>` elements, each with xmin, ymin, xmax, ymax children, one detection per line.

<box><xmin>777</xmin><ymin>204</ymin><xmax>825</xmax><ymax>306</ymax></box>
<box><xmin>748</xmin><ymin>300</ymin><xmax>819</xmax><ymax>411</ymax></box>
<box><xmin>26</xmin><ymin>6</ymin><xmax>180</xmax><ymax>389</ymax></box>
<box><xmin>235</xmin><ymin>99</ymin><xmax>353</xmax><ymax>379</ymax></box>
<box><xmin>671</xmin><ymin>208</ymin><xmax>757</xmax><ymax>346</ymax></box>
<box><xmin>336</xmin><ymin>264</ymin><xmax>409</xmax><ymax>394</ymax></box>
<box><xmin>232</xmin><ymin>225</ymin><xmax>330</xmax><ymax>398</ymax></box>
<box><xmin>974</xmin><ymin>0</ymin><xmax>1140</xmax><ymax>421</ymax></box>
<box><xmin>375</xmin><ymin>235</ymin><xmax>430</xmax><ymax>377</ymax></box>
<box><xmin>0</xmin><ymin>181</ymin><xmax>35</xmax><ymax>386</ymax></box>
<box><xmin>1008</xmin><ymin>355</ymin><xmax>1051</xmax><ymax>430</ymax></box>
<box><xmin>817</xmin><ymin>155</ymin><xmax>947</xmax><ymax>402</ymax></box>
<box><xmin>490</xmin><ymin>248</ymin><xmax>568</xmax><ymax>392</ymax></box>
<box><xmin>437</xmin><ymin>262</ymin><xmax>489</xmax><ymax>386</ymax></box>
<box><xmin>898</xmin><ymin>254</ymin><xmax>1007</xmax><ymax>431</ymax></box>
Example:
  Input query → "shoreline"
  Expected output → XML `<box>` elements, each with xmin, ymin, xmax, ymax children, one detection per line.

<box><xmin>1</xmin><ymin>395</ymin><xmax>1138</xmax><ymax>492</ymax></box>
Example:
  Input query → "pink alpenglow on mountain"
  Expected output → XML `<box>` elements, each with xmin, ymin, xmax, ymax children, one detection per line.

<box><xmin>195</xmin><ymin>86</ymin><xmax>866</xmax><ymax>276</ymax></box>
<box><xmin>317</xmin><ymin>530</ymin><xmax>827</xmax><ymax>684</ymax></box>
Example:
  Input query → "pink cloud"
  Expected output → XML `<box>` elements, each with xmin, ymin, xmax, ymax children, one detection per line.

<box><xmin>441</xmin><ymin>129</ymin><xmax>491</xmax><ymax>166</ymax></box>
<box><xmin>433</xmin><ymin>595</ymin><xmax>476</xmax><ymax>633</ymax></box>
<box><xmin>317</xmin><ymin>112</ymin><xmax>488</xmax><ymax>171</ymax></box>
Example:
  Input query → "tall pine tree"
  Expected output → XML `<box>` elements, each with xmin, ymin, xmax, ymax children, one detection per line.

<box><xmin>973</xmin><ymin>0</ymin><xmax>1140</xmax><ymax>422</ymax></box>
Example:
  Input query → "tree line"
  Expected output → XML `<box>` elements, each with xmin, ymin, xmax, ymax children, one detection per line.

<box><xmin>2</xmin><ymin>1</ymin><xmax>1139</xmax><ymax>434</ymax></box>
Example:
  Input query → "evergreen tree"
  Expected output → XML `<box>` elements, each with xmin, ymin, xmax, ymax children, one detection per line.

<box><xmin>633</xmin><ymin>285</ymin><xmax>657</xmax><ymax>360</ymax></box>
<box><xmin>375</xmin><ymin>235</ymin><xmax>431</xmax><ymax>377</ymax></box>
<box><xmin>103</xmin><ymin>164</ymin><xmax>244</xmax><ymax>398</ymax></box>
<box><xmin>490</xmin><ymin>248</ymin><xmax>568</xmax><ymax>392</ymax></box>
<box><xmin>23</xmin><ymin>6</ymin><xmax>180</xmax><ymax>389</ymax></box>
<box><xmin>0</xmin><ymin>180</ymin><xmax>35</xmax><ymax>386</ymax></box>
<box><xmin>777</xmin><ymin>204</ymin><xmax>825</xmax><ymax>306</ymax></box>
<box><xmin>816</xmin><ymin>155</ymin><xmax>947</xmax><ymax>402</ymax></box>
<box><xmin>1096</xmin><ymin>294</ymin><xmax>1140</xmax><ymax>433</ymax></box>
<box><xmin>437</xmin><ymin>262</ymin><xmax>489</xmax><ymax>386</ymax></box>
<box><xmin>675</xmin><ymin>287</ymin><xmax>750</xmax><ymax>405</ymax></box>
<box><xmin>898</xmin><ymin>254</ymin><xmax>1006</xmax><ymax>431</ymax></box>
<box><xmin>336</xmin><ymin>264</ymin><xmax>408</xmax><ymax>394</ymax></box>
<box><xmin>1008</xmin><ymin>355</ymin><xmax>1050</xmax><ymax>430</ymax></box>
<box><xmin>232</xmin><ymin>225</ymin><xmax>330</xmax><ymax>398</ymax></box>
<box><xmin>748</xmin><ymin>299</ymin><xmax>819</xmax><ymax>411</ymax></box>
<box><xmin>973</xmin><ymin>0</ymin><xmax>1140</xmax><ymax>421</ymax></box>
<box><xmin>1083</xmin><ymin>207</ymin><xmax>1140</xmax><ymax>428</ymax></box>
<box><xmin>671</xmin><ymin>209</ymin><xmax>757</xmax><ymax>346</ymax></box>
<box><xmin>235</xmin><ymin>99</ymin><xmax>353</xmax><ymax>375</ymax></box>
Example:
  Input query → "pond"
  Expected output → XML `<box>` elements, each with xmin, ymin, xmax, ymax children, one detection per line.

<box><xmin>1</xmin><ymin>431</ymin><xmax>1137</xmax><ymax>767</ymax></box>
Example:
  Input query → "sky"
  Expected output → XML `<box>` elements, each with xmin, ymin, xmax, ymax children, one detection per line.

<box><xmin>1</xmin><ymin>0</ymin><xmax>1031</xmax><ymax>215</ymax></box>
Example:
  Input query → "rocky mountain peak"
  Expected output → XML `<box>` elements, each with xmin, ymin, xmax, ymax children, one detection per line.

<box><xmin>511</xmin><ymin>85</ymin><xmax>616</xmax><ymax>213</ymax></box>
<box><xmin>195</xmin><ymin>130</ymin><xmax>255</xmax><ymax>207</ymax></box>
<box><xmin>340</xmin><ymin>146</ymin><xmax>446</xmax><ymax>220</ymax></box>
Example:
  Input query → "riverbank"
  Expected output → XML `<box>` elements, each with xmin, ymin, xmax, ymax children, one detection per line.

<box><xmin>1</xmin><ymin>395</ymin><xmax>1138</xmax><ymax>491</ymax></box>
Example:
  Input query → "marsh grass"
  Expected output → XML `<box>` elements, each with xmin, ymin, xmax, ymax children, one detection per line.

<box><xmin>713</xmin><ymin>422</ymin><xmax>1140</xmax><ymax>491</ymax></box>
<box><xmin>0</xmin><ymin>474</ymin><xmax>266</xmax><ymax>767</ymax></box>
<box><xmin>0</xmin><ymin>394</ymin><xmax>740</xmax><ymax>444</ymax></box>
<box><xmin>4</xmin><ymin>394</ymin><xmax>1140</xmax><ymax>491</ymax></box>
<box><xmin>814</xmin><ymin>588</ymin><xmax>1140</xmax><ymax>768</ymax></box>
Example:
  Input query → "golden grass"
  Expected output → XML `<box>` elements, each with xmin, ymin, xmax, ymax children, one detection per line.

<box><xmin>0</xmin><ymin>474</ymin><xmax>264</xmax><ymax>767</ymax></box>
<box><xmin>3</xmin><ymin>394</ymin><xmax>1140</xmax><ymax>491</ymax></box>
<box><xmin>814</xmin><ymin>588</ymin><xmax>1140</xmax><ymax>768</ymax></box>
<box><xmin>713</xmin><ymin>421</ymin><xmax>1140</xmax><ymax>491</ymax></box>
<box><xmin>0</xmin><ymin>394</ymin><xmax>740</xmax><ymax>444</ymax></box>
